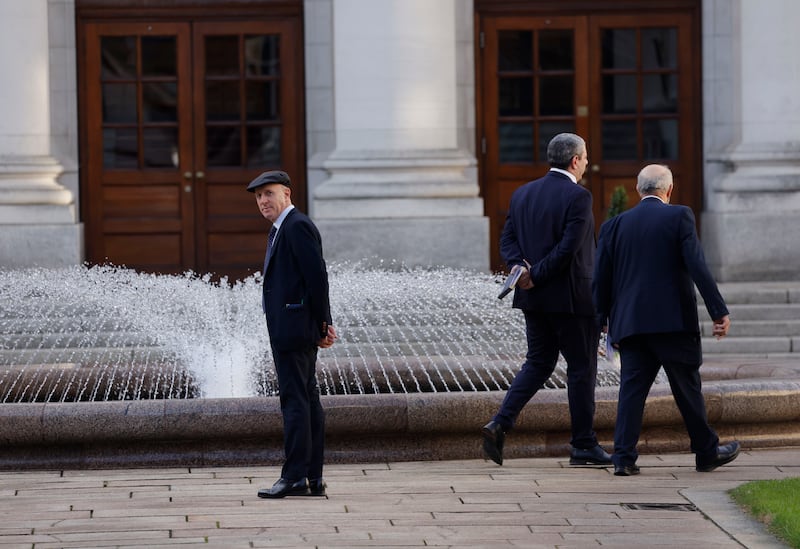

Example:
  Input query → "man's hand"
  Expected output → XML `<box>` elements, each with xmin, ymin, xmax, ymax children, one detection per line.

<box><xmin>712</xmin><ymin>315</ymin><xmax>730</xmax><ymax>339</ymax></box>
<box><xmin>318</xmin><ymin>325</ymin><xmax>338</xmax><ymax>348</ymax></box>
<box><xmin>517</xmin><ymin>259</ymin><xmax>534</xmax><ymax>290</ymax></box>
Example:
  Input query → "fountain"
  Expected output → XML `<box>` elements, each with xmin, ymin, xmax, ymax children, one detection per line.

<box><xmin>0</xmin><ymin>264</ymin><xmax>798</xmax><ymax>469</ymax></box>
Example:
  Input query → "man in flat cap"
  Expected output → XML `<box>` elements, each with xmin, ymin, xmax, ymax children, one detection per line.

<box><xmin>249</xmin><ymin>170</ymin><xmax>337</xmax><ymax>499</ymax></box>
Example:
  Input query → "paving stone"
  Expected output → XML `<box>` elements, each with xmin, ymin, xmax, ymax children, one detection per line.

<box><xmin>0</xmin><ymin>450</ymin><xmax>796</xmax><ymax>548</ymax></box>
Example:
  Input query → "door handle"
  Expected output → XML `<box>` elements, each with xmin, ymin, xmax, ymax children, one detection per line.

<box><xmin>183</xmin><ymin>171</ymin><xmax>193</xmax><ymax>179</ymax></box>
<box><xmin>591</xmin><ymin>164</ymin><xmax>600</xmax><ymax>173</ymax></box>
<box><xmin>195</xmin><ymin>171</ymin><xmax>205</xmax><ymax>179</ymax></box>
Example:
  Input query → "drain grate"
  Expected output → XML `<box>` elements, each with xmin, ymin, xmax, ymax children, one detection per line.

<box><xmin>621</xmin><ymin>503</ymin><xmax>698</xmax><ymax>512</ymax></box>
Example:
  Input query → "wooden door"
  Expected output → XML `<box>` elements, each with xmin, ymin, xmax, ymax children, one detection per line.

<box><xmin>477</xmin><ymin>8</ymin><xmax>701</xmax><ymax>271</ymax></box>
<box><xmin>80</xmin><ymin>17</ymin><xmax>304</xmax><ymax>279</ymax></box>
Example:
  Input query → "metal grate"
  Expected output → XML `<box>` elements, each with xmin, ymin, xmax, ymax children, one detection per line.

<box><xmin>621</xmin><ymin>503</ymin><xmax>698</xmax><ymax>512</ymax></box>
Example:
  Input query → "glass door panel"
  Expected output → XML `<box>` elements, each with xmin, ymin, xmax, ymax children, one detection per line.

<box><xmin>496</xmin><ymin>27</ymin><xmax>578</xmax><ymax>166</ymax></box>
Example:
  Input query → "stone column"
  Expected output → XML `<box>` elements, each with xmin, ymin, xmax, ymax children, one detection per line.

<box><xmin>0</xmin><ymin>0</ymin><xmax>81</xmax><ymax>268</ymax></box>
<box><xmin>312</xmin><ymin>0</ymin><xmax>488</xmax><ymax>271</ymax></box>
<box><xmin>703</xmin><ymin>0</ymin><xmax>800</xmax><ymax>281</ymax></box>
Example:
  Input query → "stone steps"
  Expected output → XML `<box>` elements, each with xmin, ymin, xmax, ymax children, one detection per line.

<box><xmin>698</xmin><ymin>282</ymin><xmax>800</xmax><ymax>354</ymax></box>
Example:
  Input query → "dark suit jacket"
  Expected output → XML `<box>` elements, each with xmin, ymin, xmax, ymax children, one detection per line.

<box><xmin>593</xmin><ymin>198</ymin><xmax>729</xmax><ymax>345</ymax></box>
<box><xmin>500</xmin><ymin>170</ymin><xmax>596</xmax><ymax>316</ymax></box>
<box><xmin>263</xmin><ymin>208</ymin><xmax>332</xmax><ymax>352</ymax></box>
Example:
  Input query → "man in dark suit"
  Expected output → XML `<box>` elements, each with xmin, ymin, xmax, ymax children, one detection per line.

<box><xmin>248</xmin><ymin>170</ymin><xmax>337</xmax><ymax>498</ymax></box>
<box><xmin>593</xmin><ymin>163</ymin><xmax>740</xmax><ymax>476</ymax></box>
<box><xmin>482</xmin><ymin>133</ymin><xmax>611</xmax><ymax>467</ymax></box>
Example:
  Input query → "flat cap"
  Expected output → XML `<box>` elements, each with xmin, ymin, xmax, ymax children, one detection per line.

<box><xmin>246</xmin><ymin>170</ymin><xmax>291</xmax><ymax>192</ymax></box>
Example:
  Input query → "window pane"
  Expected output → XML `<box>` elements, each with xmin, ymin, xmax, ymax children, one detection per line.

<box><xmin>247</xmin><ymin>126</ymin><xmax>281</xmax><ymax>167</ymax></box>
<box><xmin>103</xmin><ymin>128</ymin><xmax>138</xmax><ymax>169</ymax></box>
<box><xmin>143</xmin><ymin>127</ymin><xmax>179</xmax><ymax>168</ymax></box>
<box><xmin>539</xmin><ymin>76</ymin><xmax>573</xmax><ymax>116</ymax></box>
<box><xmin>206</xmin><ymin>81</ymin><xmax>240</xmax><ymax>121</ymax></box>
<box><xmin>206</xmin><ymin>36</ymin><xmax>239</xmax><ymax>77</ymax></box>
<box><xmin>207</xmin><ymin>126</ymin><xmax>241</xmax><ymax>166</ymax></box>
<box><xmin>602</xmin><ymin>75</ymin><xmax>637</xmax><ymax>114</ymax></box>
<box><xmin>246</xmin><ymin>81</ymin><xmax>279</xmax><ymax>121</ymax></box>
<box><xmin>245</xmin><ymin>35</ymin><xmax>280</xmax><ymax>76</ymax></box>
<box><xmin>642</xmin><ymin>74</ymin><xmax>677</xmax><ymax>113</ymax></box>
<box><xmin>643</xmin><ymin>119</ymin><xmax>678</xmax><ymax>159</ymax></box>
<box><xmin>143</xmin><ymin>83</ymin><xmax>177</xmax><ymax>122</ymax></box>
<box><xmin>538</xmin><ymin>121</ymin><xmax>575</xmax><ymax>160</ymax></box>
<box><xmin>101</xmin><ymin>36</ymin><xmax>136</xmax><ymax>79</ymax></box>
<box><xmin>499</xmin><ymin>77</ymin><xmax>533</xmax><ymax>116</ymax></box>
<box><xmin>602</xmin><ymin>29</ymin><xmax>636</xmax><ymax>69</ymax></box>
<box><xmin>499</xmin><ymin>30</ymin><xmax>533</xmax><ymax>71</ymax></box>
<box><xmin>141</xmin><ymin>36</ymin><xmax>177</xmax><ymax>77</ymax></box>
<box><xmin>102</xmin><ymin>83</ymin><xmax>137</xmax><ymax>123</ymax></box>
<box><xmin>539</xmin><ymin>30</ymin><xmax>573</xmax><ymax>70</ymax></box>
<box><xmin>602</xmin><ymin>120</ymin><xmax>637</xmax><ymax>160</ymax></box>
<box><xmin>499</xmin><ymin>123</ymin><xmax>533</xmax><ymax>163</ymax></box>
<box><xmin>642</xmin><ymin>28</ymin><xmax>677</xmax><ymax>70</ymax></box>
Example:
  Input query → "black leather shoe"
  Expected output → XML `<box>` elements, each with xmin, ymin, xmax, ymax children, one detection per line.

<box><xmin>696</xmin><ymin>441</ymin><xmax>741</xmax><ymax>472</ymax></box>
<box><xmin>614</xmin><ymin>463</ymin><xmax>641</xmax><ymax>476</ymax></box>
<box><xmin>257</xmin><ymin>478</ymin><xmax>310</xmax><ymax>499</ymax></box>
<box><xmin>569</xmin><ymin>445</ymin><xmax>612</xmax><ymax>466</ymax></box>
<box><xmin>481</xmin><ymin>421</ymin><xmax>505</xmax><ymax>465</ymax></box>
<box><xmin>307</xmin><ymin>478</ymin><xmax>327</xmax><ymax>497</ymax></box>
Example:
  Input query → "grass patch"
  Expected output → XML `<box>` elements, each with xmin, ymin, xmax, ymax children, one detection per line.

<box><xmin>730</xmin><ymin>477</ymin><xmax>800</xmax><ymax>548</ymax></box>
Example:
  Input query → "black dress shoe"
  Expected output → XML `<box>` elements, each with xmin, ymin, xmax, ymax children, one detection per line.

<box><xmin>569</xmin><ymin>445</ymin><xmax>612</xmax><ymax>466</ymax></box>
<box><xmin>307</xmin><ymin>478</ymin><xmax>327</xmax><ymax>497</ymax></box>
<box><xmin>614</xmin><ymin>463</ymin><xmax>641</xmax><ymax>476</ymax></box>
<box><xmin>481</xmin><ymin>421</ymin><xmax>505</xmax><ymax>465</ymax></box>
<box><xmin>257</xmin><ymin>478</ymin><xmax>310</xmax><ymax>499</ymax></box>
<box><xmin>696</xmin><ymin>441</ymin><xmax>741</xmax><ymax>472</ymax></box>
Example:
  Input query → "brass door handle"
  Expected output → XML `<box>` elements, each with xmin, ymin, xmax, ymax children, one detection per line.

<box><xmin>591</xmin><ymin>164</ymin><xmax>600</xmax><ymax>173</ymax></box>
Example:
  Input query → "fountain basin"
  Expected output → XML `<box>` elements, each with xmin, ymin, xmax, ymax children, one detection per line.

<box><xmin>1</xmin><ymin>361</ymin><xmax>797</xmax><ymax>470</ymax></box>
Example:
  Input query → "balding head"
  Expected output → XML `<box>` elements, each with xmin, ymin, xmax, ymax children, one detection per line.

<box><xmin>636</xmin><ymin>164</ymin><xmax>673</xmax><ymax>201</ymax></box>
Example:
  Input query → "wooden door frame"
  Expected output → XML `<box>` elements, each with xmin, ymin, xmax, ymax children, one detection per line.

<box><xmin>475</xmin><ymin>0</ymin><xmax>703</xmax><ymax>271</ymax></box>
<box><xmin>76</xmin><ymin>0</ymin><xmax>306</xmax><ymax>276</ymax></box>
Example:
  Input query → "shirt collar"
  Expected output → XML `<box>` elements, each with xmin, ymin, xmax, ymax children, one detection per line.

<box><xmin>272</xmin><ymin>204</ymin><xmax>295</xmax><ymax>232</ymax></box>
<box><xmin>549</xmin><ymin>167</ymin><xmax>577</xmax><ymax>184</ymax></box>
<box><xmin>641</xmin><ymin>195</ymin><xmax>666</xmax><ymax>204</ymax></box>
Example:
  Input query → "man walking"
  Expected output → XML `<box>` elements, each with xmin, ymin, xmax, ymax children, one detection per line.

<box><xmin>593</xmin><ymin>164</ymin><xmax>740</xmax><ymax>476</ymax></box>
<box><xmin>248</xmin><ymin>170</ymin><xmax>337</xmax><ymax>498</ymax></box>
<box><xmin>482</xmin><ymin>133</ymin><xmax>611</xmax><ymax>467</ymax></box>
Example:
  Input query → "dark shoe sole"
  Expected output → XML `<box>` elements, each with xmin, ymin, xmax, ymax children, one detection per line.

<box><xmin>614</xmin><ymin>466</ymin><xmax>641</xmax><ymax>476</ymax></box>
<box><xmin>481</xmin><ymin>427</ymin><xmax>503</xmax><ymax>466</ymax></box>
<box><xmin>696</xmin><ymin>450</ymin><xmax>740</xmax><ymax>472</ymax></box>
<box><xmin>257</xmin><ymin>487</ymin><xmax>310</xmax><ymax>499</ymax></box>
<box><xmin>569</xmin><ymin>457</ymin><xmax>612</xmax><ymax>466</ymax></box>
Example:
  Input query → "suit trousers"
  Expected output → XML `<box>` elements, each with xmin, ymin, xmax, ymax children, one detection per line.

<box><xmin>272</xmin><ymin>346</ymin><xmax>325</xmax><ymax>481</ymax></box>
<box><xmin>614</xmin><ymin>332</ymin><xmax>719</xmax><ymax>467</ymax></box>
<box><xmin>494</xmin><ymin>311</ymin><xmax>599</xmax><ymax>449</ymax></box>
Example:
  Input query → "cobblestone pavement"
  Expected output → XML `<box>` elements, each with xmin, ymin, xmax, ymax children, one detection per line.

<box><xmin>0</xmin><ymin>448</ymin><xmax>797</xmax><ymax>548</ymax></box>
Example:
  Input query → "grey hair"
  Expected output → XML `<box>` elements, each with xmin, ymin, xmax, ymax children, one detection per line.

<box><xmin>636</xmin><ymin>164</ymin><xmax>673</xmax><ymax>195</ymax></box>
<box><xmin>546</xmin><ymin>133</ymin><xmax>586</xmax><ymax>169</ymax></box>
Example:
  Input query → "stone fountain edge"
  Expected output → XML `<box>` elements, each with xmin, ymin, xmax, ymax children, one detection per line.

<box><xmin>0</xmin><ymin>376</ymin><xmax>798</xmax><ymax>470</ymax></box>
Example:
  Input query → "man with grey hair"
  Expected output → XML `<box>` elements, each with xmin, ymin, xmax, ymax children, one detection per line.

<box><xmin>593</xmin><ymin>163</ymin><xmax>740</xmax><ymax>476</ymax></box>
<box><xmin>482</xmin><ymin>133</ymin><xmax>612</xmax><ymax>467</ymax></box>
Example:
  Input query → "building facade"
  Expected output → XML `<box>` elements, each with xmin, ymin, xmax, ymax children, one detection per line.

<box><xmin>1</xmin><ymin>0</ymin><xmax>798</xmax><ymax>281</ymax></box>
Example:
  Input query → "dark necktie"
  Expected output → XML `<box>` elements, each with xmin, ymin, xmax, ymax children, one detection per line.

<box><xmin>263</xmin><ymin>225</ymin><xmax>277</xmax><ymax>273</ymax></box>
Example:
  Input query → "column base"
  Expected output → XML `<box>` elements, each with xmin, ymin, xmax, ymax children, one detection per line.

<box><xmin>702</xmin><ymin>211</ymin><xmax>800</xmax><ymax>281</ymax></box>
<box><xmin>317</xmin><ymin>217</ymin><xmax>489</xmax><ymax>272</ymax></box>
<box><xmin>0</xmin><ymin>224</ymin><xmax>83</xmax><ymax>269</ymax></box>
<box><xmin>704</xmin><ymin>143</ymin><xmax>800</xmax><ymax>281</ymax></box>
